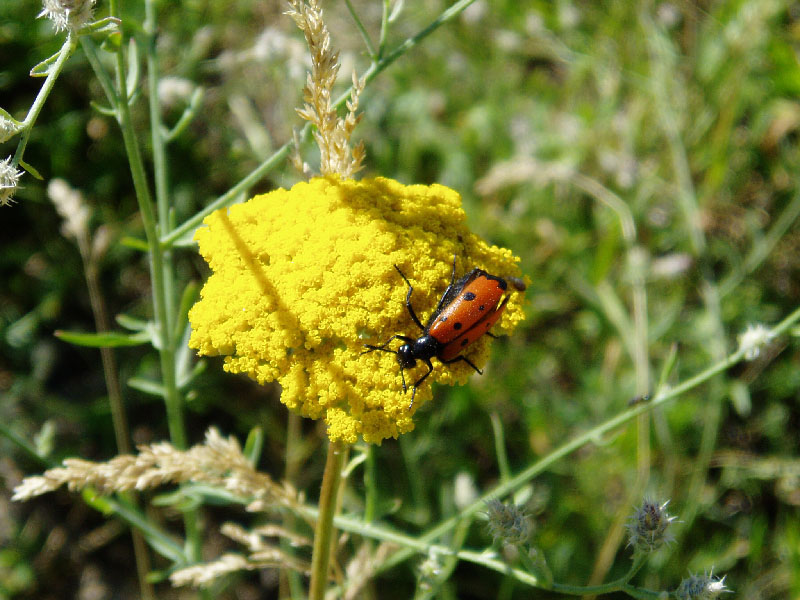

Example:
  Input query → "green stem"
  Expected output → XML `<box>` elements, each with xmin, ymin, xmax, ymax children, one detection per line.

<box><xmin>359</xmin><ymin>0</ymin><xmax>477</xmax><ymax>84</ymax></box>
<box><xmin>145</xmin><ymin>0</ymin><xmax>175</xmax><ymax>338</ymax></box>
<box><xmin>308</xmin><ymin>440</ymin><xmax>347</xmax><ymax>600</ymax></box>
<box><xmin>102</xmin><ymin>0</ymin><xmax>202</xmax><ymax>580</ymax></box>
<box><xmin>299</xmin><ymin>508</ymin><xmax>660</xmax><ymax>597</ymax></box>
<box><xmin>79</xmin><ymin>37</ymin><xmax>118</xmax><ymax>106</ymax></box>
<box><xmin>344</xmin><ymin>0</ymin><xmax>376</xmax><ymax>58</ymax></box>
<box><xmin>490</xmin><ymin>412</ymin><xmax>511</xmax><ymax>481</ymax></box>
<box><xmin>378</xmin><ymin>0</ymin><xmax>391</xmax><ymax>57</ymax></box>
<box><xmin>111</xmin><ymin>23</ymin><xmax>186</xmax><ymax>451</ymax></box>
<box><xmin>364</xmin><ymin>444</ymin><xmax>378</xmax><ymax>523</ymax></box>
<box><xmin>517</xmin><ymin>546</ymin><xmax>553</xmax><ymax>589</ymax></box>
<box><xmin>13</xmin><ymin>34</ymin><xmax>78</xmax><ymax>167</ymax></box>
<box><xmin>0</xmin><ymin>421</ymin><xmax>44</xmax><ymax>463</ymax></box>
<box><xmin>720</xmin><ymin>187</ymin><xmax>800</xmax><ymax>297</ymax></box>
<box><xmin>160</xmin><ymin>135</ymin><xmax>298</xmax><ymax>247</ymax></box>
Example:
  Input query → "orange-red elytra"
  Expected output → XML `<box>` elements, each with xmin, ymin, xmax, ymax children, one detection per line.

<box><xmin>363</xmin><ymin>256</ymin><xmax>524</xmax><ymax>409</ymax></box>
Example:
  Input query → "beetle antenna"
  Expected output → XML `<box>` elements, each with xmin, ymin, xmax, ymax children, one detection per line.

<box><xmin>362</xmin><ymin>344</ymin><xmax>397</xmax><ymax>356</ymax></box>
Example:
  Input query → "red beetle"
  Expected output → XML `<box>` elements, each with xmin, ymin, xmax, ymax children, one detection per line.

<box><xmin>364</xmin><ymin>256</ymin><xmax>524</xmax><ymax>407</ymax></box>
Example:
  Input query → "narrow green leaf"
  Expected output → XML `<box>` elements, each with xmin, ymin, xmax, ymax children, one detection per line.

<box><xmin>174</xmin><ymin>281</ymin><xmax>199</xmax><ymax>343</ymax></box>
<box><xmin>177</xmin><ymin>359</ymin><xmax>205</xmax><ymax>391</ymax></box>
<box><xmin>164</xmin><ymin>87</ymin><xmax>204</xmax><ymax>142</ymax></box>
<box><xmin>127</xmin><ymin>377</ymin><xmax>166</xmax><ymax>398</ymax></box>
<box><xmin>0</xmin><ymin>107</ymin><xmax>23</xmax><ymax>127</ymax></box>
<box><xmin>18</xmin><ymin>159</ymin><xmax>43</xmax><ymax>180</ymax></box>
<box><xmin>656</xmin><ymin>342</ymin><xmax>679</xmax><ymax>394</ymax></box>
<box><xmin>55</xmin><ymin>329</ymin><xmax>150</xmax><ymax>347</ymax></box>
<box><xmin>126</xmin><ymin>38</ymin><xmax>140</xmax><ymax>100</ymax></box>
<box><xmin>168</xmin><ymin>227</ymin><xmax>199</xmax><ymax>248</ymax></box>
<box><xmin>115</xmin><ymin>313</ymin><xmax>150</xmax><ymax>332</ymax></box>
<box><xmin>120</xmin><ymin>236</ymin><xmax>149</xmax><ymax>251</ymax></box>
<box><xmin>29</xmin><ymin>51</ymin><xmax>61</xmax><ymax>77</ymax></box>
<box><xmin>243</xmin><ymin>427</ymin><xmax>264</xmax><ymax>467</ymax></box>
<box><xmin>153</xmin><ymin>483</ymin><xmax>246</xmax><ymax>508</ymax></box>
<box><xmin>127</xmin><ymin>85</ymin><xmax>142</xmax><ymax>107</ymax></box>
<box><xmin>729</xmin><ymin>380</ymin><xmax>752</xmax><ymax>418</ymax></box>
<box><xmin>80</xmin><ymin>16</ymin><xmax>121</xmax><ymax>35</ymax></box>
<box><xmin>100</xmin><ymin>30</ymin><xmax>122</xmax><ymax>52</ymax></box>
<box><xmin>90</xmin><ymin>100</ymin><xmax>117</xmax><ymax>117</ymax></box>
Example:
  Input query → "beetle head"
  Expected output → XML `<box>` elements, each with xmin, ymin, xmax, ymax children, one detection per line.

<box><xmin>396</xmin><ymin>344</ymin><xmax>417</xmax><ymax>369</ymax></box>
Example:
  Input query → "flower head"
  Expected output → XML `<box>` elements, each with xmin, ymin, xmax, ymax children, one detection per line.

<box><xmin>737</xmin><ymin>323</ymin><xmax>773</xmax><ymax>360</ymax></box>
<box><xmin>39</xmin><ymin>0</ymin><xmax>96</xmax><ymax>33</ymax></box>
<box><xmin>625</xmin><ymin>498</ymin><xmax>676</xmax><ymax>554</ymax></box>
<box><xmin>0</xmin><ymin>157</ymin><xmax>22</xmax><ymax>207</ymax></box>
<box><xmin>484</xmin><ymin>498</ymin><xmax>533</xmax><ymax>546</ymax></box>
<box><xmin>189</xmin><ymin>176</ymin><xmax>525</xmax><ymax>444</ymax></box>
<box><xmin>676</xmin><ymin>571</ymin><xmax>731</xmax><ymax>600</ymax></box>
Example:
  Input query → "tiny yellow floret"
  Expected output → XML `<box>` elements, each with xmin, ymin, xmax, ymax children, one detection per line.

<box><xmin>189</xmin><ymin>176</ymin><xmax>524</xmax><ymax>443</ymax></box>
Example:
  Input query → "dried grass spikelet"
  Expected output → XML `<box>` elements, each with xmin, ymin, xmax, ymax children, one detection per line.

<box><xmin>47</xmin><ymin>178</ymin><xmax>91</xmax><ymax>242</ymax></box>
<box><xmin>170</xmin><ymin>522</ymin><xmax>312</xmax><ymax>588</ymax></box>
<box><xmin>12</xmin><ymin>428</ymin><xmax>297</xmax><ymax>512</ymax></box>
<box><xmin>342</xmin><ymin>541</ymin><xmax>396</xmax><ymax>600</ymax></box>
<box><xmin>286</xmin><ymin>0</ymin><xmax>365</xmax><ymax>178</ymax></box>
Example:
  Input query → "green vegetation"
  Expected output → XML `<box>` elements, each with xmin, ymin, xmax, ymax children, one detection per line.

<box><xmin>2</xmin><ymin>0</ymin><xmax>799</xmax><ymax>598</ymax></box>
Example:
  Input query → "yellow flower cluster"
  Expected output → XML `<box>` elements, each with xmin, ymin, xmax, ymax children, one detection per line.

<box><xmin>189</xmin><ymin>176</ymin><xmax>525</xmax><ymax>444</ymax></box>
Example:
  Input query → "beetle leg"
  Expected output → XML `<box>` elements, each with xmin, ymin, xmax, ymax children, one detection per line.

<box><xmin>408</xmin><ymin>357</ymin><xmax>435</xmax><ymax>409</ymax></box>
<box><xmin>362</xmin><ymin>334</ymin><xmax>415</xmax><ymax>354</ymax></box>
<box><xmin>394</xmin><ymin>265</ymin><xmax>426</xmax><ymax>331</ymax></box>
<box><xmin>441</xmin><ymin>354</ymin><xmax>483</xmax><ymax>375</ymax></box>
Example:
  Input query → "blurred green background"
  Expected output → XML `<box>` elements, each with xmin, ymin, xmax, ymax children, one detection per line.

<box><xmin>2</xmin><ymin>0</ymin><xmax>800</xmax><ymax>598</ymax></box>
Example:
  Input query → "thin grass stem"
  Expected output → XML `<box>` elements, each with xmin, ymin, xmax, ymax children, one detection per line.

<box><xmin>345</xmin><ymin>0</ymin><xmax>376</xmax><ymax>58</ymax></box>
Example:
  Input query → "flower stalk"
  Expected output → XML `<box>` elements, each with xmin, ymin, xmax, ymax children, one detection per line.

<box><xmin>13</xmin><ymin>33</ymin><xmax>78</xmax><ymax>168</ymax></box>
<box><xmin>308</xmin><ymin>440</ymin><xmax>346</xmax><ymax>600</ymax></box>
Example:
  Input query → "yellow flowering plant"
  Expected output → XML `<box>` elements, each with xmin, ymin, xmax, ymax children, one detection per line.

<box><xmin>186</xmin><ymin>2</ymin><xmax>522</xmax><ymax>593</ymax></box>
<box><xmin>189</xmin><ymin>176</ymin><xmax>525</xmax><ymax>444</ymax></box>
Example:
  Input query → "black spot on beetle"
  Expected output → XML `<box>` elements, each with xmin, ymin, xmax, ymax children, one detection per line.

<box><xmin>461</xmin><ymin>338</ymin><xmax>469</xmax><ymax>347</ymax></box>
<box><xmin>454</xmin><ymin>322</ymin><xmax>463</xmax><ymax>330</ymax></box>
<box><xmin>464</xmin><ymin>292</ymin><xmax>476</xmax><ymax>301</ymax></box>
<box><xmin>479</xmin><ymin>305</ymin><xmax>485</xmax><ymax>311</ymax></box>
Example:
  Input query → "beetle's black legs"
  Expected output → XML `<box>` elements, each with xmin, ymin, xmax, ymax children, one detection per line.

<box><xmin>408</xmin><ymin>357</ymin><xmax>435</xmax><ymax>409</ymax></box>
<box><xmin>394</xmin><ymin>265</ymin><xmax>425</xmax><ymax>331</ymax></box>
<box><xmin>361</xmin><ymin>334</ymin><xmax>415</xmax><ymax>354</ymax></box>
<box><xmin>441</xmin><ymin>354</ymin><xmax>483</xmax><ymax>375</ymax></box>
